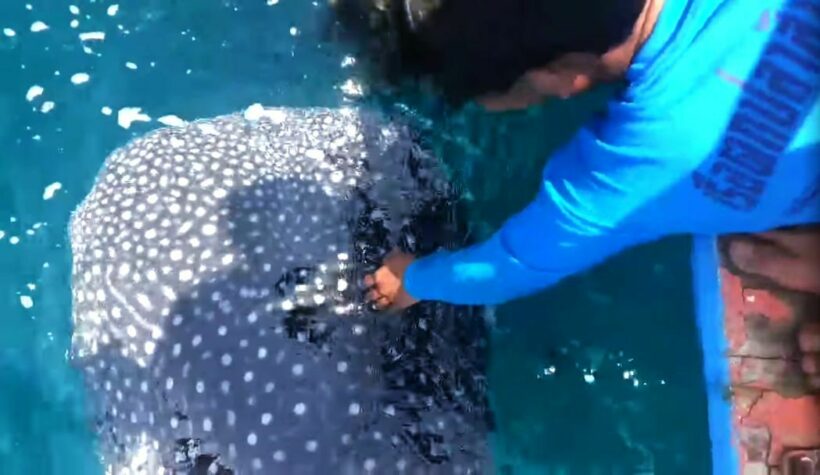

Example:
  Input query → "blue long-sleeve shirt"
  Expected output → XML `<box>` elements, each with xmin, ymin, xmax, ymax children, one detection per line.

<box><xmin>404</xmin><ymin>0</ymin><xmax>820</xmax><ymax>305</ymax></box>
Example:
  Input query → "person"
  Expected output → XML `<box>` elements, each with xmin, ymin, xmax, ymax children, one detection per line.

<box><xmin>333</xmin><ymin>0</ymin><xmax>820</xmax><ymax>310</ymax></box>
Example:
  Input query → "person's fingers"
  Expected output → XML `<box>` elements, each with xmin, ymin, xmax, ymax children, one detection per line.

<box><xmin>478</xmin><ymin>77</ymin><xmax>542</xmax><ymax>112</ymax></box>
<box><xmin>756</xmin><ymin>230</ymin><xmax>820</xmax><ymax>254</ymax></box>
<box><xmin>799</xmin><ymin>323</ymin><xmax>820</xmax><ymax>375</ymax></box>
<box><xmin>363</xmin><ymin>274</ymin><xmax>374</xmax><ymax>288</ymax></box>
<box><xmin>798</xmin><ymin>324</ymin><xmax>820</xmax><ymax>353</ymax></box>
<box><xmin>729</xmin><ymin>239</ymin><xmax>785</xmax><ymax>272</ymax></box>
<box><xmin>728</xmin><ymin>239</ymin><xmax>820</xmax><ymax>293</ymax></box>
<box><xmin>479</xmin><ymin>94</ymin><xmax>530</xmax><ymax>112</ymax></box>
<box><xmin>374</xmin><ymin>296</ymin><xmax>391</xmax><ymax>311</ymax></box>
<box><xmin>373</xmin><ymin>264</ymin><xmax>393</xmax><ymax>280</ymax></box>
<box><xmin>366</xmin><ymin>288</ymin><xmax>383</xmax><ymax>302</ymax></box>
<box><xmin>525</xmin><ymin>69</ymin><xmax>561</xmax><ymax>94</ymax></box>
<box><xmin>801</xmin><ymin>354</ymin><xmax>820</xmax><ymax>374</ymax></box>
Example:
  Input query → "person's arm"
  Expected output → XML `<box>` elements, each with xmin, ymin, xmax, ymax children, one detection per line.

<box><xmin>403</xmin><ymin>120</ymin><xmax>691</xmax><ymax>305</ymax></box>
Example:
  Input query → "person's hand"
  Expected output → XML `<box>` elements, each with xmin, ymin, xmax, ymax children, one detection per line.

<box><xmin>477</xmin><ymin>72</ymin><xmax>547</xmax><ymax>112</ymax></box>
<box><xmin>799</xmin><ymin>323</ymin><xmax>820</xmax><ymax>389</ymax></box>
<box><xmin>727</xmin><ymin>229</ymin><xmax>820</xmax><ymax>294</ymax></box>
<box><xmin>363</xmin><ymin>249</ymin><xmax>420</xmax><ymax>312</ymax></box>
<box><xmin>726</xmin><ymin>228</ymin><xmax>820</xmax><ymax>387</ymax></box>
<box><xmin>724</xmin><ymin>228</ymin><xmax>820</xmax><ymax>465</ymax></box>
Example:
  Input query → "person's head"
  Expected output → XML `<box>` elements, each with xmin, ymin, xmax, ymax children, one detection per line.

<box><xmin>333</xmin><ymin>0</ymin><xmax>647</xmax><ymax>109</ymax></box>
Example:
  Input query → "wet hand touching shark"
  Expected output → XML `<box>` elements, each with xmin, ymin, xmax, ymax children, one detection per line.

<box><xmin>364</xmin><ymin>249</ymin><xmax>419</xmax><ymax>311</ymax></box>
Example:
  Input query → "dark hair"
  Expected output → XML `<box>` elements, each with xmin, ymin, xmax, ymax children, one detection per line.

<box><xmin>333</xmin><ymin>0</ymin><xmax>645</xmax><ymax>105</ymax></box>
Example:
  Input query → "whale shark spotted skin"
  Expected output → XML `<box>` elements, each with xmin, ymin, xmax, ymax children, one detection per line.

<box><xmin>70</xmin><ymin>106</ymin><xmax>493</xmax><ymax>474</ymax></box>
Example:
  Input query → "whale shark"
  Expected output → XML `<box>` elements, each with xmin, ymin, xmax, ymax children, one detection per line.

<box><xmin>69</xmin><ymin>105</ymin><xmax>493</xmax><ymax>474</ymax></box>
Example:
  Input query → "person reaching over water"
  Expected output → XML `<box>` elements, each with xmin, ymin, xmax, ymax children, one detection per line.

<box><xmin>335</xmin><ymin>0</ymin><xmax>820</xmax><ymax>310</ymax></box>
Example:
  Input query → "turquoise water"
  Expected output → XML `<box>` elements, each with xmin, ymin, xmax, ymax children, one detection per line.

<box><xmin>430</xmin><ymin>101</ymin><xmax>712</xmax><ymax>474</ymax></box>
<box><xmin>0</xmin><ymin>1</ymin><xmax>710</xmax><ymax>474</ymax></box>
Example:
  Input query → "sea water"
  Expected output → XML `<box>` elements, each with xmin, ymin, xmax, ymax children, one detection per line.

<box><xmin>0</xmin><ymin>1</ymin><xmax>710</xmax><ymax>473</ymax></box>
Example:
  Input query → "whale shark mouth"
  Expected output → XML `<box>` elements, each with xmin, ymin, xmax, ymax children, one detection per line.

<box><xmin>70</xmin><ymin>105</ymin><xmax>493</xmax><ymax>474</ymax></box>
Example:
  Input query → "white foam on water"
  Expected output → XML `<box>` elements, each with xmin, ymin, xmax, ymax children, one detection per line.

<box><xmin>26</xmin><ymin>85</ymin><xmax>44</xmax><ymax>102</ymax></box>
<box><xmin>243</xmin><ymin>104</ymin><xmax>286</xmax><ymax>124</ymax></box>
<box><xmin>107</xmin><ymin>4</ymin><xmax>119</xmax><ymax>16</ymax></box>
<box><xmin>43</xmin><ymin>182</ymin><xmax>62</xmax><ymax>200</ymax></box>
<box><xmin>71</xmin><ymin>72</ymin><xmax>90</xmax><ymax>85</ymax></box>
<box><xmin>3</xmin><ymin>28</ymin><xmax>16</xmax><ymax>37</ymax></box>
<box><xmin>125</xmin><ymin>62</ymin><xmax>138</xmax><ymax>70</ymax></box>
<box><xmin>101</xmin><ymin>106</ymin><xmax>113</xmax><ymax>116</ymax></box>
<box><xmin>157</xmin><ymin>115</ymin><xmax>186</xmax><ymax>127</ymax></box>
<box><xmin>69</xmin><ymin>5</ymin><xmax>80</xmax><ymax>15</ymax></box>
<box><xmin>40</xmin><ymin>101</ymin><xmax>55</xmax><ymax>113</ymax></box>
<box><xmin>117</xmin><ymin>107</ymin><xmax>151</xmax><ymax>129</ymax></box>
<box><xmin>340</xmin><ymin>79</ymin><xmax>364</xmax><ymax>97</ymax></box>
<box><xmin>30</xmin><ymin>21</ymin><xmax>49</xmax><ymax>33</ymax></box>
<box><xmin>79</xmin><ymin>31</ymin><xmax>105</xmax><ymax>41</ymax></box>
<box><xmin>20</xmin><ymin>295</ymin><xmax>34</xmax><ymax>309</ymax></box>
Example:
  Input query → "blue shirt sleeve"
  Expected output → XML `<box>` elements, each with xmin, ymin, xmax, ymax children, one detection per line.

<box><xmin>403</xmin><ymin>121</ymin><xmax>691</xmax><ymax>305</ymax></box>
<box><xmin>400</xmin><ymin>0</ymin><xmax>820</xmax><ymax>306</ymax></box>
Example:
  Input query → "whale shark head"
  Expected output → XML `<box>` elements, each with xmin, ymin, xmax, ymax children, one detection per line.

<box><xmin>70</xmin><ymin>106</ymin><xmax>493</xmax><ymax>474</ymax></box>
